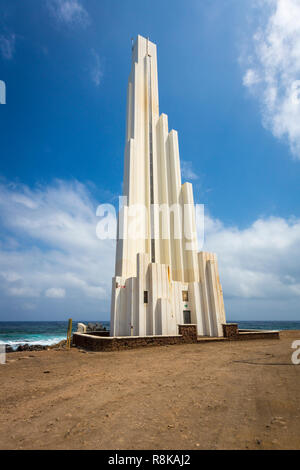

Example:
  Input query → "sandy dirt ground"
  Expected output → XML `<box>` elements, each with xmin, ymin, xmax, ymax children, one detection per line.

<box><xmin>0</xmin><ymin>330</ymin><xmax>300</xmax><ymax>450</ymax></box>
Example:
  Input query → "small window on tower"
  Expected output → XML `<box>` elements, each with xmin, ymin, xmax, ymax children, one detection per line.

<box><xmin>144</xmin><ymin>291</ymin><xmax>148</xmax><ymax>304</ymax></box>
<box><xmin>182</xmin><ymin>291</ymin><xmax>189</xmax><ymax>302</ymax></box>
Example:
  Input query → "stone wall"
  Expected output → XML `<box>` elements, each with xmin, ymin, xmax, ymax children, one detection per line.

<box><xmin>222</xmin><ymin>323</ymin><xmax>239</xmax><ymax>339</ymax></box>
<box><xmin>238</xmin><ymin>331</ymin><xmax>280</xmax><ymax>341</ymax></box>
<box><xmin>73</xmin><ymin>323</ymin><xmax>279</xmax><ymax>351</ymax></box>
<box><xmin>222</xmin><ymin>323</ymin><xmax>280</xmax><ymax>341</ymax></box>
<box><xmin>178</xmin><ymin>324</ymin><xmax>198</xmax><ymax>342</ymax></box>
<box><xmin>73</xmin><ymin>324</ymin><xmax>198</xmax><ymax>352</ymax></box>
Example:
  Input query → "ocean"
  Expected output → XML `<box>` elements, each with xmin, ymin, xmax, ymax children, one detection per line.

<box><xmin>0</xmin><ymin>320</ymin><xmax>299</xmax><ymax>350</ymax></box>
<box><xmin>0</xmin><ymin>320</ymin><xmax>110</xmax><ymax>350</ymax></box>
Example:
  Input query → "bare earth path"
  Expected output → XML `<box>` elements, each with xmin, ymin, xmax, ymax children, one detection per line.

<box><xmin>0</xmin><ymin>331</ymin><xmax>299</xmax><ymax>450</ymax></box>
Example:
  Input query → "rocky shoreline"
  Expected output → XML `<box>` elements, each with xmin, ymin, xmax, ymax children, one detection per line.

<box><xmin>4</xmin><ymin>339</ymin><xmax>67</xmax><ymax>353</ymax></box>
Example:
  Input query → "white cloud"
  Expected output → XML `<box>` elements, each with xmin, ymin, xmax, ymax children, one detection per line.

<box><xmin>90</xmin><ymin>49</ymin><xmax>103</xmax><ymax>87</ymax></box>
<box><xmin>181</xmin><ymin>160</ymin><xmax>199</xmax><ymax>180</ymax></box>
<box><xmin>8</xmin><ymin>287</ymin><xmax>40</xmax><ymax>298</ymax></box>
<box><xmin>1</xmin><ymin>272</ymin><xmax>22</xmax><ymax>282</ymax></box>
<box><xmin>0</xmin><ymin>179</ymin><xmax>299</xmax><ymax>320</ymax></box>
<box><xmin>243</xmin><ymin>68</ymin><xmax>261</xmax><ymax>87</ymax></box>
<box><xmin>243</xmin><ymin>0</ymin><xmax>300</xmax><ymax>159</ymax></box>
<box><xmin>201</xmin><ymin>212</ymin><xmax>300</xmax><ymax>319</ymax></box>
<box><xmin>0</xmin><ymin>180</ymin><xmax>115</xmax><ymax>320</ymax></box>
<box><xmin>0</xmin><ymin>34</ymin><xmax>15</xmax><ymax>60</ymax></box>
<box><xmin>47</xmin><ymin>0</ymin><xmax>89</xmax><ymax>27</ymax></box>
<box><xmin>45</xmin><ymin>287</ymin><xmax>66</xmax><ymax>298</ymax></box>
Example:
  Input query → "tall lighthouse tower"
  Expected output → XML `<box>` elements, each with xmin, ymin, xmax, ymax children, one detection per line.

<box><xmin>110</xmin><ymin>35</ymin><xmax>226</xmax><ymax>337</ymax></box>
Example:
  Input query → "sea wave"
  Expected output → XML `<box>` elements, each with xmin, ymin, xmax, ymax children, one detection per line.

<box><xmin>0</xmin><ymin>336</ymin><xmax>66</xmax><ymax>350</ymax></box>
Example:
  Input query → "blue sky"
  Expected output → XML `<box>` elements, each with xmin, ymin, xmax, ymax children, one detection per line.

<box><xmin>0</xmin><ymin>0</ymin><xmax>300</xmax><ymax>321</ymax></box>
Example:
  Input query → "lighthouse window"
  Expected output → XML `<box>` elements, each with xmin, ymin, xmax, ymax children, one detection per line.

<box><xmin>144</xmin><ymin>291</ymin><xmax>148</xmax><ymax>303</ymax></box>
<box><xmin>182</xmin><ymin>291</ymin><xmax>189</xmax><ymax>302</ymax></box>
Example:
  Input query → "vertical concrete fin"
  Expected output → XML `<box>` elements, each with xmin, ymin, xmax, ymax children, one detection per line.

<box><xmin>181</xmin><ymin>182</ymin><xmax>199</xmax><ymax>283</ymax></box>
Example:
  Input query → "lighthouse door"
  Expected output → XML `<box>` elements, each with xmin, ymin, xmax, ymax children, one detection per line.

<box><xmin>183</xmin><ymin>310</ymin><xmax>191</xmax><ymax>324</ymax></box>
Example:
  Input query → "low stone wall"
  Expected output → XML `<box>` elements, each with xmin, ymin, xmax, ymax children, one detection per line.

<box><xmin>238</xmin><ymin>331</ymin><xmax>280</xmax><ymax>341</ymax></box>
<box><xmin>73</xmin><ymin>324</ymin><xmax>198</xmax><ymax>352</ymax></box>
<box><xmin>178</xmin><ymin>324</ymin><xmax>198</xmax><ymax>342</ymax></box>
<box><xmin>223</xmin><ymin>323</ymin><xmax>239</xmax><ymax>338</ymax></box>
<box><xmin>73</xmin><ymin>324</ymin><xmax>280</xmax><ymax>351</ymax></box>
<box><xmin>222</xmin><ymin>323</ymin><xmax>280</xmax><ymax>341</ymax></box>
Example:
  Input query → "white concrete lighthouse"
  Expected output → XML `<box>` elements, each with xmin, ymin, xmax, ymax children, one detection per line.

<box><xmin>110</xmin><ymin>35</ymin><xmax>226</xmax><ymax>337</ymax></box>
